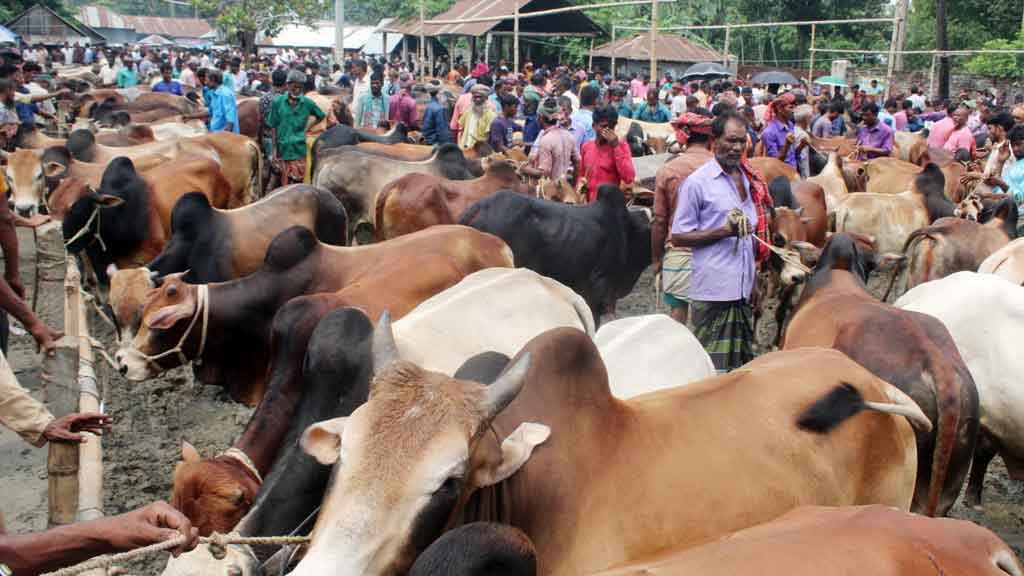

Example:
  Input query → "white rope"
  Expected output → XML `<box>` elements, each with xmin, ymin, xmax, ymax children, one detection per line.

<box><xmin>221</xmin><ymin>447</ymin><xmax>263</xmax><ymax>484</ymax></box>
<box><xmin>134</xmin><ymin>284</ymin><xmax>209</xmax><ymax>369</ymax></box>
<box><xmin>62</xmin><ymin>205</ymin><xmax>106</xmax><ymax>252</ymax></box>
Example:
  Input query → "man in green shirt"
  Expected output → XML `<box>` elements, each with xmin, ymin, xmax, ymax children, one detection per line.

<box><xmin>267</xmin><ymin>70</ymin><xmax>325</xmax><ymax>187</ymax></box>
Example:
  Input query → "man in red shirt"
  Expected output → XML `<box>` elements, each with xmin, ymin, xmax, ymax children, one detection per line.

<box><xmin>388</xmin><ymin>75</ymin><xmax>419</xmax><ymax>129</ymax></box>
<box><xmin>580</xmin><ymin>106</ymin><xmax>635</xmax><ymax>202</ymax></box>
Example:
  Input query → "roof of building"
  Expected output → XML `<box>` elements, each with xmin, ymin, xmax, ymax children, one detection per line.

<box><xmin>590</xmin><ymin>31</ymin><xmax>725</xmax><ymax>63</ymax></box>
<box><xmin>392</xmin><ymin>0</ymin><xmax>602</xmax><ymax>38</ymax></box>
<box><xmin>5</xmin><ymin>3</ymin><xmax>105</xmax><ymax>41</ymax></box>
<box><xmin>78</xmin><ymin>5</ymin><xmax>212</xmax><ymax>39</ymax></box>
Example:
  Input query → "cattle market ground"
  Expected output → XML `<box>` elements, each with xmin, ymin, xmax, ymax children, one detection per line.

<box><xmin>1</xmin><ymin>239</ymin><xmax>1022</xmax><ymax>574</ymax></box>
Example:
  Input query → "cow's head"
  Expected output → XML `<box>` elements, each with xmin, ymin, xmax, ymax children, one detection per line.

<box><xmin>291</xmin><ymin>314</ymin><xmax>548</xmax><ymax>576</ymax></box>
<box><xmin>768</xmin><ymin>207</ymin><xmax>819</xmax><ymax>288</ymax></box>
<box><xmin>162</xmin><ymin>534</ymin><xmax>258</xmax><ymax>576</ymax></box>
<box><xmin>538</xmin><ymin>177</ymin><xmax>583</xmax><ymax>204</ymax></box>
<box><xmin>814</xmin><ymin>233</ymin><xmax>905</xmax><ymax>285</ymax></box>
<box><xmin>115</xmin><ymin>273</ymin><xmax>200</xmax><ymax>380</ymax></box>
<box><xmin>107</xmin><ymin>265</ymin><xmax>158</xmax><ymax>346</ymax></box>
<box><xmin>171</xmin><ymin>441</ymin><xmax>260</xmax><ymax>537</ymax></box>
<box><xmin>1</xmin><ymin>148</ymin><xmax>60</xmax><ymax>217</ymax></box>
<box><xmin>954</xmin><ymin>193</ymin><xmax>984</xmax><ymax>222</ymax></box>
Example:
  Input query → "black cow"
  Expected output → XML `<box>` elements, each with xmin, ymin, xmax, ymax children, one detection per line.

<box><xmin>148</xmin><ymin>186</ymin><xmax>348</xmax><ymax>283</ymax></box>
<box><xmin>408</xmin><ymin>523</ymin><xmax>537</xmax><ymax>576</ymax></box>
<box><xmin>310</xmin><ymin>122</ymin><xmax>410</xmax><ymax>175</ymax></box>
<box><xmin>917</xmin><ymin>163</ymin><xmax>957</xmax><ymax>222</ymax></box>
<box><xmin>459</xmin><ymin>184</ymin><xmax>651</xmax><ymax>325</ymax></box>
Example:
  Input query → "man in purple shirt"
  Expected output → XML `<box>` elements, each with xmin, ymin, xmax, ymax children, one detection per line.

<box><xmin>760</xmin><ymin>92</ymin><xmax>797</xmax><ymax>169</ymax></box>
<box><xmin>388</xmin><ymin>75</ymin><xmax>418</xmax><ymax>129</ymax></box>
<box><xmin>671</xmin><ymin>110</ymin><xmax>758</xmax><ymax>372</ymax></box>
<box><xmin>854</xmin><ymin>102</ymin><xmax>893</xmax><ymax>160</ymax></box>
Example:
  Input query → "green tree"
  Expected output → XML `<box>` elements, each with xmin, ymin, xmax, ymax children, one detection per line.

<box><xmin>964</xmin><ymin>32</ymin><xmax>1024</xmax><ymax>78</ymax></box>
<box><xmin>190</xmin><ymin>0</ymin><xmax>329</xmax><ymax>52</ymax></box>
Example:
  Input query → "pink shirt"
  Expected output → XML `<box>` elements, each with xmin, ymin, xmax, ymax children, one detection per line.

<box><xmin>926</xmin><ymin>117</ymin><xmax>955</xmax><ymax>149</ymax></box>
<box><xmin>943</xmin><ymin>125</ymin><xmax>976</xmax><ymax>157</ymax></box>
<box><xmin>529</xmin><ymin>125</ymin><xmax>579</xmax><ymax>181</ymax></box>
<box><xmin>629</xmin><ymin>78</ymin><xmax>647</xmax><ymax>99</ymax></box>
<box><xmin>893</xmin><ymin>110</ymin><xmax>908</xmax><ymax>131</ymax></box>
<box><xmin>388</xmin><ymin>91</ymin><xmax>418</xmax><ymax>128</ymax></box>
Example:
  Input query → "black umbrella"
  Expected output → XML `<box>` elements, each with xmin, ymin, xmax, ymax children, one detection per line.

<box><xmin>752</xmin><ymin>70</ymin><xmax>800</xmax><ymax>85</ymax></box>
<box><xmin>681</xmin><ymin>62</ymin><xmax>732</xmax><ymax>80</ymax></box>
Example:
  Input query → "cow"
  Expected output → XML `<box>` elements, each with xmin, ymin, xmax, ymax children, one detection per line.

<box><xmin>106</xmin><ymin>185</ymin><xmax>348</xmax><ymax>344</ymax></box>
<box><xmin>979</xmin><ymin>237</ymin><xmax>1024</xmax><ymax>285</ymax></box>
<box><xmin>836</xmin><ymin>163</ymin><xmax>955</xmax><ymax>254</ymax></box>
<box><xmin>537</xmin><ymin>176</ymin><xmax>585</xmax><ymax>204</ymax></box>
<box><xmin>806</xmin><ymin>151</ymin><xmax>850</xmax><ymax>213</ymax></box>
<box><xmin>314</xmin><ymin>144</ymin><xmax>477</xmax><ymax>243</ymax></box>
<box><xmin>310</xmin><ymin>122</ymin><xmax>411</xmax><ymax>173</ymax></box>
<box><xmin>88</xmin><ymin>92</ymin><xmax>202</xmax><ymax>125</ymax></box>
<box><xmin>782</xmin><ymin>233</ymin><xmax>980</xmax><ymax>516</ymax></box>
<box><xmin>408</xmin><ymin>523</ymin><xmax>536</xmax><ymax>576</ymax></box>
<box><xmin>10</xmin><ymin>122</ymin><xmax>145</xmax><ymax>150</ymax></box>
<box><xmin>50</xmin><ymin>156</ymin><xmax>235</xmax><ymax>286</ymax></box>
<box><xmin>375</xmin><ymin>159</ymin><xmax>531</xmax><ymax>240</ymax></box>
<box><xmin>594</xmin><ymin>314</ymin><xmax>713</xmax><ymax>398</ymax></box>
<box><xmin>749</xmin><ymin>157</ymin><xmax>800</xmax><ymax>186</ymax></box>
<box><xmin>164</xmin><ymin>267</ymin><xmax>592</xmax><ymax>553</ymax></box>
<box><xmin>594</xmin><ymin>505</ymin><xmax>1023</xmax><ymax>576</ymax></box>
<box><xmin>459</xmin><ymin>184</ymin><xmax>651</xmax><ymax>324</ymax></box>
<box><xmin>614</xmin><ymin>118</ymin><xmax>674</xmax><ymax>156</ymax></box>
<box><xmin>893</xmin><ymin>198</ymin><xmax>1018</xmax><ymax>296</ymax></box>
<box><xmin>291</xmin><ymin>324</ymin><xmax>927</xmax><ymax>576</ymax></box>
<box><xmin>897</xmin><ymin>272</ymin><xmax>1024</xmax><ymax>507</ymax></box>
<box><xmin>864</xmin><ymin>156</ymin><xmax>966</xmax><ymax>202</ymax></box>
<box><xmin>114</xmin><ymin>225</ymin><xmax>513</xmax><ymax>405</ymax></box>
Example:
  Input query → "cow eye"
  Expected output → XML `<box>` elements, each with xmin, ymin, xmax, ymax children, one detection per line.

<box><xmin>166</xmin><ymin>284</ymin><xmax>178</xmax><ymax>298</ymax></box>
<box><xmin>435</xmin><ymin>476</ymin><xmax>460</xmax><ymax>495</ymax></box>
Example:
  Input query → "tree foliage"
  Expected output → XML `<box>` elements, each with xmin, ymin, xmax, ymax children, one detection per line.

<box><xmin>189</xmin><ymin>0</ymin><xmax>327</xmax><ymax>45</ymax></box>
<box><xmin>963</xmin><ymin>32</ymin><xmax>1024</xmax><ymax>78</ymax></box>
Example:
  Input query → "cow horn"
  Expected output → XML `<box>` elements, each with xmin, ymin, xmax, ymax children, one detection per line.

<box><xmin>481</xmin><ymin>353</ymin><xmax>531</xmax><ymax>422</ymax></box>
<box><xmin>372</xmin><ymin>311</ymin><xmax>400</xmax><ymax>375</ymax></box>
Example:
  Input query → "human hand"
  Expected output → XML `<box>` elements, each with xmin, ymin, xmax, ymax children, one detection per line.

<box><xmin>104</xmin><ymin>501</ymin><xmax>199</xmax><ymax>556</ymax></box>
<box><xmin>28</xmin><ymin>321</ymin><xmax>62</xmax><ymax>356</ymax></box>
<box><xmin>998</xmin><ymin>141</ymin><xmax>1011</xmax><ymax>163</ymax></box>
<box><xmin>785</xmin><ymin>132</ymin><xmax>796</xmax><ymax>146</ymax></box>
<box><xmin>14</xmin><ymin>213</ymin><xmax>51</xmax><ymax>229</ymax></box>
<box><xmin>42</xmin><ymin>412</ymin><xmax>113</xmax><ymax>443</ymax></box>
<box><xmin>601</xmin><ymin>127</ymin><xmax>619</xmax><ymax>148</ymax></box>
<box><xmin>6</xmin><ymin>274</ymin><xmax>25</xmax><ymax>299</ymax></box>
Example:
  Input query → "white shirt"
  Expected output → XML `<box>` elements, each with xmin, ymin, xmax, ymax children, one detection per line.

<box><xmin>62</xmin><ymin>47</ymin><xmax>74</xmax><ymax>65</ymax></box>
<box><xmin>26</xmin><ymin>82</ymin><xmax>55</xmax><ymax>119</ymax></box>
<box><xmin>671</xmin><ymin>94</ymin><xmax>687</xmax><ymax>116</ymax></box>
<box><xmin>23</xmin><ymin>50</ymin><xmax>37</xmax><ymax>63</ymax></box>
<box><xmin>563</xmin><ymin>90</ymin><xmax>579</xmax><ymax>113</ymax></box>
<box><xmin>234</xmin><ymin>70</ymin><xmax>248</xmax><ymax>93</ymax></box>
<box><xmin>909</xmin><ymin>94</ymin><xmax>926</xmax><ymax>112</ymax></box>
<box><xmin>101</xmin><ymin>63</ymin><xmax>117</xmax><ymax>85</ymax></box>
<box><xmin>179</xmin><ymin>67</ymin><xmax>197</xmax><ymax>88</ymax></box>
<box><xmin>351</xmin><ymin>75</ymin><xmax>369</xmax><ymax>107</ymax></box>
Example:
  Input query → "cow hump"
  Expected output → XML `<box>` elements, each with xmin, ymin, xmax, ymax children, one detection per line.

<box><xmin>263</xmin><ymin>226</ymin><xmax>319</xmax><ymax>272</ymax></box>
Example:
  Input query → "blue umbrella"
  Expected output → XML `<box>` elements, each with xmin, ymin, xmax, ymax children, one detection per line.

<box><xmin>0</xmin><ymin>25</ymin><xmax>18</xmax><ymax>45</ymax></box>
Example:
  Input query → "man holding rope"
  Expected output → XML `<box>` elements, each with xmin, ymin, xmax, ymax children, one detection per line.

<box><xmin>670</xmin><ymin>109</ymin><xmax>771</xmax><ymax>372</ymax></box>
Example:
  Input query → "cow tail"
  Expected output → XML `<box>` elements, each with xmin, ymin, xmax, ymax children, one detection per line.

<box><xmin>797</xmin><ymin>382</ymin><xmax>931</xmax><ymax>435</ymax></box>
<box><xmin>249</xmin><ymin>139</ymin><xmax>263</xmax><ymax>202</ymax></box>
<box><xmin>921</xmin><ymin>352</ymin><xmax>964</xmax><ymax>517</ymax></box>
<box><xmin>881</xmin><ymin>228</ymin><xmax>930</xmax><ymax>302</ymax></box>
<box><xmin>374</xmin><ymin>182</ymin><xmax>393</xmax><ymax>242</ymax></box>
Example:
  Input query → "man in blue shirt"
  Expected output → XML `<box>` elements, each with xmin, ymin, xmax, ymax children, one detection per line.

<box><xmin>570</xmin><ymin>84</ymin><xmax>598</xmax><ymax>153</ymax></box>
<box><xmin>420</xmin><ymin>84</ymin><xmax>451</xmax><ymax>145</ymax></box>
<box><xmin>634</xmin><ymin>86</ymin><xmax>671</xmax><ymax>123</ymax></box>
<box><xmin>151</xmin><ymin>63</ymin><xmax>183</xmax><ymax>96</ymax></box>
<box><xmin>206</xmin><ymin>69</ymin><xmax>239</xmax><ymax>133</ymax></box>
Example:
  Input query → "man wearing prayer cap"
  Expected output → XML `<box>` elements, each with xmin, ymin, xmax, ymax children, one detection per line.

<box><xmin>458</xmin><ymin>83</ymin><xmax>497</xmax><ymax>150</ymax></box>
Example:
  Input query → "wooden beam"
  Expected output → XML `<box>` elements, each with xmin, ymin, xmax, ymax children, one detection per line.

<box><xmin>807</xmin><ymin>23</ymin><xmax>816</xmax><ymax>86</ymax></box>
<box><xmin>513</xmin><ymin>1</ymin><xmax>519</xmax><ymax>72</ymax></box>
<box><xmin>649</xmin><ymin>0</ymin><xmax>658</xmax><ymax>82</ymax></box>
<box><xmin>722</xmin><ymin>25</ymin><xmax>731</xmax><ymax>67</ymax></box>
<box><xmin>885</xmin><ymin>15</ymin><xmax>899</xmax><ymax>99</ymax></box>
<box><xmin>46</xmin><ymin>337</ymin><xmax>79</xmax><ymax>527</ymax></box>
<box><xmin>425</xmin><ymin>0</ymin><xmax>677</xmax><ymax>25</ymax></box>
<box><xmin>610</xmin><ymin>24</ymin><xmax>616</xmax><ymax>77</ymax></box>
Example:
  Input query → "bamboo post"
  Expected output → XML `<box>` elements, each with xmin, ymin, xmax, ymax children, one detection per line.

<box><xmin>808</xmin><ymin>23</ymin><xmax>816</xmax><ymax>85</ymax></box>
<box><xmin>588</xmin><ymin>36</ymin><xmax>594</xmax><ymax>70</ymax></box>
<box><xmin>448</xmin><ymin>36</ymin><xmax>454</xmax><ymax>72</ymax></box>
<box><xmin>610</xmin><ymin>25</ymin><xmax>616</xmax><ymax>77</ymax></box>
<box><xmin>77</xmin><ymin>288</ymin><xmax>103</xmax><ymax>526</ymax></box>
<box><xmin>722</xmin><ymin>25</ymin><xmax>731</xmax><ymax>67</ymax></box>
<box><xmin>513</xmin><ymin>1</ymin><xmax>519</xmax><ymax>72</ymax></box>
<box><xmin>649</xmin><ymin>0</ymin><xmax>658</xmax><ymax>81</ymax></box>
<box><xmin>32</xmin><ymin>221</ymin><xmax>67</xmax><ymax>333</ymax></box>
<box><xmin>928</xmin><ymin>53</ymin><xmax>937</xmax><ymax>98</ymax></box>
<box><xmin>419</xmin><ymin>0</ymin><xmax>426</xmax><ymax>75</ymax></box>
<box><xmin>885</xmin><ymin>15</ymin><xmax>899</xmax><ymax>99</ymax></box>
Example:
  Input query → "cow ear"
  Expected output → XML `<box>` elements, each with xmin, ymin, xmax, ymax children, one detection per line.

<box><xmin>93</xmin><ymin>194</ymin><xmax>124</xmax><ymax>208</ymax></box>
<box><xmin>181</xmin><ymin>440</ymin><xmax>201</xmax><ymax>463</ymax></box>
<box><xmin>44</xmin><ymin>161</ymin><xmax>66</xmax><ymax>178</ymax></box>
<box><xmin>301</xmin><ymin>417</ymin><xmax>348</xmax><ymax>466</ymax></box>
<box><xmin>474</xmin><ymin>422</ymin><xmax>550</xmax><ymax>487</ymax></box>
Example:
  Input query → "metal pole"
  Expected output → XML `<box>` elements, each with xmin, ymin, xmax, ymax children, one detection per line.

<box><xmin>514</xmin><ymin>1</ymin><xmax>519</xmax><ymax>72</ymax></box>
<box><xmin>611</xmin><ymin>24</ymin><xmax>616</xmax><ymax>77</ymax></box>
<box><xmin>722</xmin><ymin>25</ymin><xmax>731</xmax><ymax>67</ymax></box>
<box><xmin>650</xmin><ymin>0</ymin><xmax>658</xmax><ymax>81</ymax></box>
<box><xmin>885</xmin><ymin>15</ymin><xmax>899</xmax><ymax>99</ymax></box>
<box><xmin>334</xmin><ymin>0</ymin><xmax>345</xmax><ymax>65</ymax></box>
<box><xmin>807</xmin><ymin>23</ymin><xmax>816</xmax><ymax>85</ymax></box>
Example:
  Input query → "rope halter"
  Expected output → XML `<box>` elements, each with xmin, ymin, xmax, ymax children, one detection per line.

<box><xmin>63</xmin><ymin>202</ymin><xmax>107</xmax><ymax>252</ymax></box>
<box><xmin>136</xmin><ymin>284</ymin><xmax>210</xmax><ymax>370</ymax></box>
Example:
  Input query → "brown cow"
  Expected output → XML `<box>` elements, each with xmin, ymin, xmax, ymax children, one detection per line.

<box><xmin>114</xmin><ymin>225</ymin><xmax>513</xmax><ymax>405</ymax></box>
<box><xmin>895</xmin><ymin>198</ymin><xmax>1018</xmax><ymax>296</ymax></box>
<box><xmin>865</xmin><ymin>156</ymin><xmax>966</xmax><ymax>202</ymax></box>
<box><xmin>782</xmin><ymin>234</ymin><xmax>979</xmax><ymax>517</ymax></box>
<box><xmin>807</xmin><ymin>151</ymin><xmax>850</xmax><ymax>212</ymax></box>
<box><xmin>291</xmin><ymin>326</ymin><xmax>926</xmax><ymax>576</ymax></box>
<box><xmin>594</xmin><ymin>505</ymin><xmax>1023</xmax><ymax>576</ymax></box>
<box><xmin>748</xmin><ymin>156</ymin><xmax>799</xmax><ymax>185</ymax></box>
<box><xmin>375</xmin><ymin>160</ymin><xmax>531</xmax><ymax>240</ymax></box>
<box><xmin>356</xmin><ymin>141</ymin><xmax>433</xmax><ymax>160</ymax></box>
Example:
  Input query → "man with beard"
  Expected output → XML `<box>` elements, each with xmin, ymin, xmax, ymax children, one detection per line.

<box><xmin>579</xmin><ymin>105</ymin><xmax>635</xmax><ymax>202</ymax></box>
<box><xmin>268</xmin><ymin>70</ymin><xmax>325</xmax><ymax>186</ymax></box>
<box><xmin>355</xmin><ymin>72</ymin><xmax>389</xmax><ymax>129</ymax></box>
<box><xmin>0</xmin><ymin>79</ymin><xmax>21</xmax><ymax>143</ymax></box>
<box><xmin>671</xmin><ymin>110</ymin><xmax>771</xmax><ymax>372</ymax></box>
<box><xmin>458</xmin><ymin>84</ymin><xmax>497</xmax><ymax>150</ymax></box>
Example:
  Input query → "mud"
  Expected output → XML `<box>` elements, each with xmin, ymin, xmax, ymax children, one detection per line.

<box><xmin>2</xmin><ymin>252</ymin><xmax>1021</xmax><ymax>573</ymax></box>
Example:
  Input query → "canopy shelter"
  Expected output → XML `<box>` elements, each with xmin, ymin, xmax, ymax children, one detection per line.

<box><xmin>259</xmin><ymin>20</ymin><xmax>402</xmax><ymax>55</ymax></box>
<box><xmin>591</xmin><ymin>31</ymin><xmax>727</xmax><ymax>79</ymax></box>
<box><xmin>138</xmin><ymin>33</ymin><xmax>174</xmax><ymax>47</ymax></box>
<box><xmin>0</xmin><ymin>25</ymin><xmax>18</xmax><ymax>44</ymax></box>
<box><xmin>392</xmin><ymin>0</ymin><xmax>603</xmax><ymax>73</ymax></box>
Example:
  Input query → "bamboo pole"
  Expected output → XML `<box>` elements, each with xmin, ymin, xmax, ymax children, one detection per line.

<box><xmin>810</xmin><ymin>47</ymin><xmax>1024</xmax><ymax>55</ymax></box>
<box><xmin>722</xmin><ymin>25</ymin><xmax>731</xmax><ymax>67</ymax></box>
<box><xmin>419</xmin><ymin>0</ymin><xmax>425</xmax><ymax>75</ymax></box>
<box><xmin>885</xmin><ymin>15</ymin><xmax>899</xmax><ymax>99</ymax></box>
<box><xmin>807</xmin><ymin>23</ymin><xmax>816</xmax><ymax>85</ymax></box>
<box><xmin>617</xmin><ymin>16</ymin><xmax>894</xmax><ymax>32</ymax></box>
<box><xmin>649</xmin><ymin>0</ymin><xmax>658</xmax><ymax>82</ymax></box>
<box><xmin>610</xmin><ymin>24</ymin><xmax>616</xmax><ymax>77</ymax></box>
<box><xmin>449</xmin><ymin>36</ymin><xmax>454</xmax><ymax>72</ymax></box>
<box><xmin>513</xmin><ymin>1</ymin><xmax>519</xmax><ymax>72</ymax></box>
<box><xmin>588</xmin><ymin>36</ymin><xmax>594</xmax><ymax>70</ymax></box>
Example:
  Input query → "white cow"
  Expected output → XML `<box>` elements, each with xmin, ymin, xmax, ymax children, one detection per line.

<box><xmin>595</xmin><ymin>315</ymin><xmax>714</xmax><ymax>399</ymax></box>
<box><xmin>979</xmin><ymin>237</ymin><xmax>1024</xmax><ymax>286</ymax></box>
<box><xmin>896</xmin><ymin>271</ymin><xmax>1024</xmax><ymax>505</ymax></box>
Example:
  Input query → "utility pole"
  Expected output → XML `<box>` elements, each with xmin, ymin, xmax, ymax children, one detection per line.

<box><xmin>335</xmin><ymin>0</ymin><xmax>345</xmax><ymax>65</ymax></box>
<box><xmin>935</xmin><ymin>0</ymin><xmax>949</xmax><ymax>98</ymax></box>
<box><xmin>894</xmin><ymin>0</ymin><xmax>909</xmax><ymax>71</ymax></box>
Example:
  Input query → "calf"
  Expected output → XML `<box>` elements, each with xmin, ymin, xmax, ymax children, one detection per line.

<box><xmin>375</xmin><ymin>159</ymin><xmax>530</xmax><ymax>240</ymax></box>
<box><xmin>291</xmin><ymin>325</ymin><xmax>926</xmax><ymax>576</ymax></box>
<box><xmin>107</xmin><ymin>185</ymin><xmax>348</xmax><ymax>344</ymax></box>
<box><xmin>782</xmin><ymin>233</ymin><xmax>980</xmax><ymax>516</ymax></box>
<box><xmin>51</xmin><ymin>156</ymin><xmax>234</xmax><ymax>285</ymax></box>
<box><xmin>459</xmin><ymin>184</ymin><xmax>650</xmax><ymax>324</ymax></box>
<box><xmin>114</xmin><ymin>225</ymin><xmax>513</xmax><ymax>405</ymax></box>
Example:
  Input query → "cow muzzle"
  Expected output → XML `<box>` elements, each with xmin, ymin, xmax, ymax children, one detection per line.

<box><xmin>114</xmin><ymin>346</ymin><xmax>158</xmax><ymax>381</ymax></box>
<box><xmin>14</xmin><ymin>201</ymin><xmax>37</xmax><ymax>218</ymax></box>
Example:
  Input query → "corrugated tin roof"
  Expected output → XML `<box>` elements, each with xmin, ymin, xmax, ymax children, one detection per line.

<box><xmin>393</xmin><ymin>0</ymin><xmax>600</xmax><ymax>38</ymax></box>
<box><xmin>590</xmin><ymin>32</ymin><xmax>725</xmax><ymax>64</ymax></box>
<box><xmin>6</xmin><ymin>3</ymin><xmax>105</xmax><ymax>42</ymax></box>
<box><xmin>78</xmin><ymin>5</ymin><xmax>212</xmax><ymax>39</ymax></box>
<box><xmin>260</xmin><ymin>21</ymin><xmax>402</xmax><ymax>52</ymax></box>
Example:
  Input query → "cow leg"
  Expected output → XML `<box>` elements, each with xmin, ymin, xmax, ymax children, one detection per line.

<box><xmin>965</xmin><ymin>427</ymin><xmax>999</xmax><ymax>508</ymax></box>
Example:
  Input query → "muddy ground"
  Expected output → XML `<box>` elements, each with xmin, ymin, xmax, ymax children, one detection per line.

<box><xmin>2</xmin><ymin>236</ymin><xmax>1021</xmax><ymax>573</ymax></box>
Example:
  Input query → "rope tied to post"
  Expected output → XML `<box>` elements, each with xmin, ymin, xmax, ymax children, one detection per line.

<box><xmin>40</xmin><ymin>533</ymin><xmax>312</xmax><ymax>576</ymax></box>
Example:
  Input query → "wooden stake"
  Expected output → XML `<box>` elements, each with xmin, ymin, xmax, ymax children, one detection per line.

<box><xmin>722</xmin><ymin>25</ymin><xmax>731</xmax><ymax>67</ymax></box>
<box><xmin>649</xmin><ymin>0</ymin><xmax>658</xmax><ymax>81</ymax></box>
<box><xmin>46</xmin><ymin>337</ymin><xmax>79</xmax><ymax>527</ymax></box>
